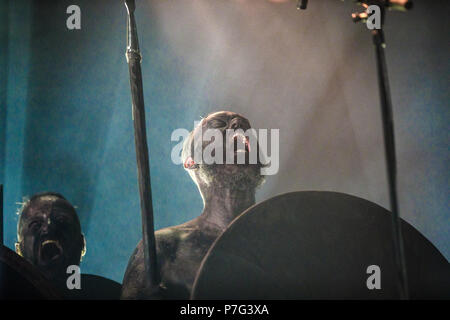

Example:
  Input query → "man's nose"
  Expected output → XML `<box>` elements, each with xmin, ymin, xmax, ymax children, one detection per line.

<box><xmin>229</xmin><ymin>118</ymin><xmax>245</xmax><ymax>130</ymax></box>
<box><xmin>41</xmin><ymin>217</ymin><xmax>52</xmax><ymax>233</ymax></box>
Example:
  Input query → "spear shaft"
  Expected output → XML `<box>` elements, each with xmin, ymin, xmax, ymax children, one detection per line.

<box><xmin>124</xmin><ymin>0</ymin><xmax>160</xmax><ymax>292</ymax></box>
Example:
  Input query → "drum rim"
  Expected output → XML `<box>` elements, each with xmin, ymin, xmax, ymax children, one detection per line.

<box><xmin>191</xmin><ymin>190</ymin><xmax>447</xmax><ymax>299</ymax></box>
<box><xmin>0</xmin><ymin>244</ymin><xmax>62</xmax><ymax>299</ymax></box>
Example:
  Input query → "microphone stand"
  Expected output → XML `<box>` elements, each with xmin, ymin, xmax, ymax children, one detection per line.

<box><xmin>352</xmin><ymin>1</ymin><xmax>412</xmax><ymax>300</ymax></box>
<box><xmin>352</xmin><ymin>1</ymin><xmax>413</xmax><ymax>300</ymax></box>
<box><xmin>299</xmin><ymin>0</ymin><xmax>412</xmax><ymax>299</ymax></box>
<box><xmin>369</xmin><ymin>19</ymin><xmax>409</xmax><ymax>302</ymax></box>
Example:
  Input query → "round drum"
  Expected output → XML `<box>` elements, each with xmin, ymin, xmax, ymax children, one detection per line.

<box><xmin>0</xmin><ymin>245</ymin><xmax>122</xmax><ymax>299</ymax></box>
<box><xmin>191</xmin><ymin>191</ymin><xmax>450</xmax><ymax>299</ymax></box>
<box><xmin>0</xmin><ymin>245</ymin><xmax>61</xmax><ymax>299</ymax></box>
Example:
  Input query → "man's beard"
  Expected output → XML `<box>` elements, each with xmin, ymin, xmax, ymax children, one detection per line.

<box><xmin>198</xmin><ymin>163</ymin><xmax>265</xmax><ymax>191</ymax></box>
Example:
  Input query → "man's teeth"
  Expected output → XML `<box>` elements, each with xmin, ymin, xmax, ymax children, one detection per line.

<box><xmin>42</xmin><ymin>240</ymin><xmax>58</xmax><ymax>246</ymax></box>
<box><xmin>232</xmin><ymin>133</ymin><xmax>248</xmax><ymax>150</ymax></box>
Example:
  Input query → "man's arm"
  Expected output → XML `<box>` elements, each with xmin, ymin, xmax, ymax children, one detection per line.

<box><xmin>121</xmin><ymin>242</ymin><xmax>143</xmax><ymax>299</ymax></box>
<box><xmin>121</xmin><ymin>241</ymin><xmax>162</xmax><ymax>299</ymax></box>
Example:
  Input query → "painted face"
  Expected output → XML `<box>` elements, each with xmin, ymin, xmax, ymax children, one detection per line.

<box><xmin>189</xmin><ymin>111</ymin><xmax>264</xmax><ymax>166</ymax></box>
<box><xmin>17</xmin><ymin>195</ymin><xmax>84</xmax><ymax>281</ymax></box>
<box><xmin>204</xmin><ymin>111</ymin><xmax>251</xmax><ymax>164</ymax></box>
<box><xmin>185</xmin><ymin>111</ymin><xmax>265</xmax><ymax>189</ymax></box>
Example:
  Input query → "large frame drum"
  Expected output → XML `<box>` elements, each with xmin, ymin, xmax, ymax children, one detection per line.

<box><xmin>0</xmin><ymin>245</ymin><xmax>122</xmax><ymax>299</ymax></box>
<box><xmin>0</xmin><ymin>245</ymin><xmax>61</xmax><ymax>299</ymax></box>
<box><xmin>192</xmin><ymin>191</ymin><xmax>450</xmax><ymax>299</ymax></box>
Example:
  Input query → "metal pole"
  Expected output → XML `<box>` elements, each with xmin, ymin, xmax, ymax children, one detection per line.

<box><xmin>124</xmin><ymin>0</ymin><xmax>160</xmax><ymax>293</ymax></box>
<box><xmin>372</xmin><ymin>27</ymin><xmax>409</xmax><ymax>299</ymax></box>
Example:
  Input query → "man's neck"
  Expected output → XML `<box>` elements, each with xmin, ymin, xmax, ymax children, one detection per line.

<box><xmin>199</xmin><ymin>185</ymin><xmax>256</xmax><ymax>231</ymax></box>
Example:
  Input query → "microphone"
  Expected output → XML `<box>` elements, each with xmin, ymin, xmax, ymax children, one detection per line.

<box><xmin>296</xmin><ymin>0</ymin><xmax>308</xmax><ymax>10</ymax></box>
<box><xmin>296</xmin><ymin>0</ymin><xmax>412</xmax><ymax>12</ymax></box>
<box><xmin>387</xmin><ymin>0</ymin><xmax>413</xmax><ymax>11</ymax></box>
<box><xmin>355</xmin><ymin>0</ymin><xmax>413</xmax><ymax>11</ymax></box>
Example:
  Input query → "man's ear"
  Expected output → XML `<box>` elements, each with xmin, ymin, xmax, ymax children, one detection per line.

<box><xmin>183</xmin><ymin>156</ymin><xmax>198</xmax><ymax>170</ymax></box>
<box><xmin>15</xmin><ymin>242</ymin><xmax>22</xmax><ymax>256</ymax></box>
<box><xmin>80</xmin><ymin>233</ymin><xmax>86</xmax><ymax>261</ymax></box>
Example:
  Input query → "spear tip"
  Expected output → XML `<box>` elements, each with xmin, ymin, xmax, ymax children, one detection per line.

<box><xmin>125</xmin><ymin>0</ymin><xmax>136</xmax><ymax>14</ymax></box>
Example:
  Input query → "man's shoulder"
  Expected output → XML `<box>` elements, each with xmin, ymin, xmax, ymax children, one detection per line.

<box><xmin>130</xmin><ymin>223</ymin><xmax>197</xmax><ymax>261</ymax></box>
<box><xmin>156</xmin><ymin>223</ymin><xmax>198</xmax><ymax>239</ymax></box>
<box><xmin>156</xmin><ymin>223</ymin><xmax>200</xmax><ymax>251</ymax></box>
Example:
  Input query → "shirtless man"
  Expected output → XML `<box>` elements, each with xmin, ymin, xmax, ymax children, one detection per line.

<box><xmin>121</xmin><ymin>111</ymin><xmax>265</xmax><ymax>299</ymax></box>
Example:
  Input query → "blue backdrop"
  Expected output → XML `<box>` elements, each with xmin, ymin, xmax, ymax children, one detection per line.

<box><xmin>1</xmin><ymin>0</ymin><xmax>448</xmax><ymax>283</ymax></box>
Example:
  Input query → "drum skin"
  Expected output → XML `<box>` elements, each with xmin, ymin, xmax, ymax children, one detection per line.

<box><xmin>0</xmin><ymin>245</ymin><xmax>61</xmax><ymax>299</ymax></box>
<box><xmin>191</xmin><ymin>191</ymin><xmax>450</xmax><ymax>299</ymax></box>
<box><xmin>0</xmin><ymin>245</ymin><xmax>122</xmax><ymax>300</ymax></box>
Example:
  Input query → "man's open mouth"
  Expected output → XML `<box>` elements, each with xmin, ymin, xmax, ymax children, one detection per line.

<box><xmin>40</xmin><ymin>239</ymin><xmax>63</xmax><ymax>264</ymax></box>
<box><xmin>232</xmin><ymin>132</ymin><xmax>250</xmax><ymax>154</ymax></box>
